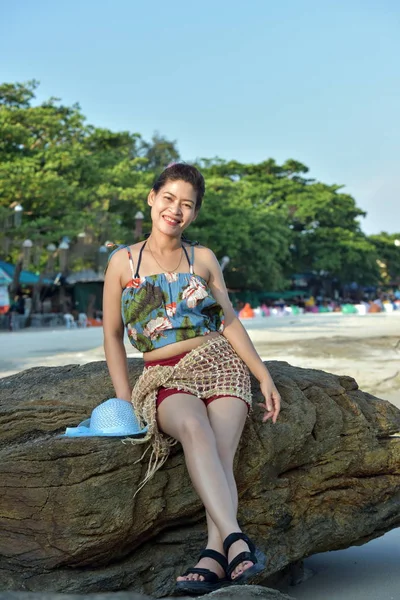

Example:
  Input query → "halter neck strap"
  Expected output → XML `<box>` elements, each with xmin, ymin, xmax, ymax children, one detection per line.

<box><xmin>135</xmin><ymin>240</ymin><xmax>192</xmax><ymax>276</ymax></box>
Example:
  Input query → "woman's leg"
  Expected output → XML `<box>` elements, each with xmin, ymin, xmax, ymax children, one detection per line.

<box><xmin>157</xmin><ymin>393</ymin><xmax>246</xmax><ymax>582</ymax></box>
<box><xmin>205</xmin><ymin>397</ymin><xmax>254</xmax><ymax>580</ymax></box>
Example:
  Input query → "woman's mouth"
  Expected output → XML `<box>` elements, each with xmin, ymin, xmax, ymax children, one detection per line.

<box><xmin>163</xmin><ymin>215</ymin><xmax>181</xmax><ymax>227</ymax></box>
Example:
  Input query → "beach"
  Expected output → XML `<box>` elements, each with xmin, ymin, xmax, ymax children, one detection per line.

<box><xmin>1</xmin><ymin>312</ymin><xmax>399</xmax><ymax>408</ymax></box>
<box><xmin>0</xmin><ymin>312</ymin><xmax>399</xmax><ymax>599</ymax></box>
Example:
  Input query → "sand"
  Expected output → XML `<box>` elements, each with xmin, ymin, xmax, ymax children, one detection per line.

<box><xmin>277</xmin><ymin>528</ymin><xmax>400</xmax><ymax>600</ymax></box>
<box><xmin>4</xmin><ymin>312</ymin><xmax>398</xmax><ymax>407</ymax></box>
<box><xmin>246</xmin><ymin>312</ymin><xmax>400</xmax><ymax>410</ymax></box>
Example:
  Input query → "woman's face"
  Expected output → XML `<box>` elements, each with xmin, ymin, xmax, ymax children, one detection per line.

<box><xmin>148</xmin><ymin>179</ymin><xmax>198</xmax><ymax>236</ymax></box>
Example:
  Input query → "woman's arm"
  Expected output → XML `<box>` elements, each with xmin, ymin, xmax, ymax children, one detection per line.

<box><xmin>102</xmin><ymin>251</ymin><xmax>132</xmax><ymax>402</ymax></box>
<box><xmin>205</xmin><ymin>249</ymin><xmax>281</xmax><ymax>423</ymax></box>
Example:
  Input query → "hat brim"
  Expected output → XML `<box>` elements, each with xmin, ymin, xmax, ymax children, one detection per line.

<box><xmin>61</xmin><ymin>425</ymin><xmax>148</xmax><ymax>438</ymax></box>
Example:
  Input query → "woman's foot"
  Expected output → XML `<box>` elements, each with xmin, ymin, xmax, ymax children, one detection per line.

<box><xmin>223</xmin><ymin>532</ymin><xmax>267</xmax><ymax>584</ymax></box>
<box><xmin>176</xmin><ymin>548</ymin><xmax>225</xmax><ymax>582</ymax></box>
<box><xmin>227</xmin><ymin>538</ymin><xmax>255</xmax><ymax>580</ymax></box>
<box><xmin>175</xmin><ymin>549</ymin><xmax>229</xmax><ymax>595</ymax></box>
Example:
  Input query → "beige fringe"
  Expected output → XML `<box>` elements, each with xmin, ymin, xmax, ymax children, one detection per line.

<box><xmin>125</xmin><ymin>335</ymin><xmax>252</xmax><ymax>496</ymax></box>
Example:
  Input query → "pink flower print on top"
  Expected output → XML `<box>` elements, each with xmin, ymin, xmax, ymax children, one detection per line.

<box><xmin>182</xmin><ymin>276</ymin><xmax>209</xmax><ymax>309</ymax></box>
<box><xmin>127</xmin><ymin>326</ymin><xmax>138</xmax><ymax>341</ymax></box>
<box><xmin>126</xmin><ymin>277</ymin><xmax>146</xmax><ymax>289</ymax></box>
<box><xmin>164</xmin><ymin>272</ymin><xmax>179</xmax><ymax>283</ymax></box>
<box><xmin>143</xmin><ymin>316</ymin><xmax>173</xmax><ymax>340</ymax></box>
<box><xmin>165</xmin><ymin>302</ymin><xmax>177</xmax><ymax>317</ymax></box>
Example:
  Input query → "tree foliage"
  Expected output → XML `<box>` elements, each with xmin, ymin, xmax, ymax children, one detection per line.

<box><xmin>368</xmin><ymin>232</ymin><xmax>400</xmax><ymax>284</ymax></box>
<box><xmin>1</xmin><ymin>81</ymin><xmax>396</xmax><ymax>292</ymax></box>
<box><xmin>193</xmin><ymin>159</ymin><xmax>383</xmax><ymax>289</ymax></box>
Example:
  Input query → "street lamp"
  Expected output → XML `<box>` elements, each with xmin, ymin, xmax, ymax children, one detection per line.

<box><xmin>134</xmin><ymin>211</ymin><xmax>144</xmax><ymax>240</ymax></box>
<box><xmin>58</xmin><ymin>239</ymin><xmax>70</xmax><ymax>272</ymax></box>
<box><xmin>22</xmin><ymin>239</ymin><xmax>33</xmax><ymax>270</ymax></box>
<box><xmin>220</xmin><ymin>256</ymin><xmax>230</xmax><ymax>272</ymax></box>
<box><xmin>2</xmin><ymin>204</ymin><xmax>23</xmax><ymax>253</ymax></box>
<box><xmin>46</xmin><ymin>243</ymin><xmax>57</xmax><ymax>274</ymax></box>
<box><xmin>98</xmin><ymin>244</ymin><xmax>109</xmax><ymax>273</ymax></box>
<box><xmin>14</xmin><ymin>204</ymin><xmax>23</xmax><ymax>227</ymax></box>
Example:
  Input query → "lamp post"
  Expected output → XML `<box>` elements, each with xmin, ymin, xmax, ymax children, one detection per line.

<box><xmin>220</xmin><ymin>255</ymin><xmax>230</xmax><ymax>272</ymax></box>
<box><xmin>57</xmin><ymin>238</ymin><xmax>70</xmax><ymax>313</ymax></box>
<box><xmin>58</xmin><ymin>239</ymin><xmax>70</xmax><ymax>272</ymax></box>
<box><xmin>46</xmin><ymin>243</ymin><xmax>57</xmax><ymax>274</ymax></box>
<box><xmin>98</xmin><ymin>244</ymin><xmax>109</xmax><ymax>274</ymax></box>
<box><xmin>22</xmin><ymin>239</ymin><xmax>33</xmax><ymax>270</ymax></box>
<box><xmin>134</xmin><ymin>211</ymin><xmax>144</xmax><ymax>241</ymax></box>
<box><xmin>2</xmin><ymin>204</ymin><xmax>23</xmax><ymax>254</ymax></box>
<box><xmin>8</xmin><ymin>209</ymin><xmax>26</xmax><ymax>293</ymax></box>
<box><xmin>14</xmin><ymin>204</ymin><xmax>23</xmax><ymax>227</ymax></box>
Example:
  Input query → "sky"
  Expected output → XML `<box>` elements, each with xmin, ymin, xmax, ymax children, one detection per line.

<box><xmin>1</xmin><ymin>0</ymin><xmax>399</xmax><ymax>235</ymax></box>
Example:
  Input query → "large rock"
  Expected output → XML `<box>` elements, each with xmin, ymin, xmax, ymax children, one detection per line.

<box><xmin>0</xmin><ymin>360</ymin><xmax>399</xmax><ymax>598</ymax></box>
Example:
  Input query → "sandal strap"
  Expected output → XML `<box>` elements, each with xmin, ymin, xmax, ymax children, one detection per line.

<box><xmin>223</xmin><ymin>532</ymin><xmax>255</xmax><ymax>555</ymax></box>
<box><xmin>227</xmin><ymin>551</ymin><xmax>256</xmax><ymax>578</ymax></box>
<box><xmin>199</xmin><ymin>549</ymin><xmax>228</xmax><ymax>571</ymax></box>
<box><xmin>180</xmin><ymin>567</ymin><xmax>219</xmax><ymax>583</ymax></box>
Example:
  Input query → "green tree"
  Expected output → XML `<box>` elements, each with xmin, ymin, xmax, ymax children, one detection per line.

<box><xmin>187</xmin><ymin>174</ymin><xmax>290</xmax><ymax>291</ymax></box>
<box><xmin>140</xmin><ymin>132</ymin><xmax>180</xmax><ymax>172</ymax></box>
<box><xmin>1</xmin><ymin>80</ymin><xmax>384</xmax><ymax>296</ymax></box>
<box><xmin>196</xmin><ymin>158</ymin><xmax>379</xmax><ymax>288</ymax></box>
<box><xmin>368</xmin><ymin>232</ymin><xmax>400</xmax><ymax>284</ymax></box>
<box><xmin>0</xmin><ymin>82</ymin><xmax>176</xmax><ymax>272</ymax></box>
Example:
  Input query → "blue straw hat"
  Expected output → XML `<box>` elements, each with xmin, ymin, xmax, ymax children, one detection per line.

<box><xmin>62</xmin><ymin>398</ymin><xmax>148</xmax><ymax>438</ymax></box>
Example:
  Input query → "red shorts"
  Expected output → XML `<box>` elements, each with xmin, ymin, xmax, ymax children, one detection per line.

<box><xmin>144</xmin><ymin>350</ymin><xmax>247</xmax><ymax>409</ymax></box>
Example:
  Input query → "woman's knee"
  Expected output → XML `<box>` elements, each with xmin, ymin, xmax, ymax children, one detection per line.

<box><xmin>215</xmin><ymin>438</ymin><xmax>237</xmax><ymax>468</ymax></box>
<box><xmin>179</xmin><ymin>414</ymin><xmax>214</xmax><ymax>445</ymax></box>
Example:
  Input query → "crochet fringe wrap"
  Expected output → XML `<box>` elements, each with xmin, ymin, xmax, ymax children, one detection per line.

<box><xmin>127</xmin><ymin>335</ymin><xmax>252</xmax><ymax>495</ymax></box>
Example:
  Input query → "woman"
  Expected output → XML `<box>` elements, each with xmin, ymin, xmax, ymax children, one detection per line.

<box><xmin>103</xmin><ymin>163</ymin><xmax>281</xmax><ymax>595</ymax></box>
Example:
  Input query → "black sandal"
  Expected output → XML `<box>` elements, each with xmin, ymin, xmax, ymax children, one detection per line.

<box><xmin>175</xmin><ymin>549</ymin><xmax>229</xmax><ymax>595</ymax></box>
<box><xmin>223</xmin><ymin>532</ymin><xmax>267</xmax><ymax>584</ymax></box>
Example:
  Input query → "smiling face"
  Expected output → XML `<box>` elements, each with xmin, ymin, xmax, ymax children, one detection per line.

<box><xmin>148</xmin><ymin>179</ymin><xmax>198</xmax><ymax>237</ymax></box>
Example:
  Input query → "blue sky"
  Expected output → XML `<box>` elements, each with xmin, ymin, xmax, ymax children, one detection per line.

<box><xmin>2</xmin><ymin>0</ymin><xmax>399</xmax><ymax>234</ymax></box>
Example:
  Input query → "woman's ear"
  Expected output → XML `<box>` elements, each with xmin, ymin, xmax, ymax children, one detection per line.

<box><xmin>147</xmin><ymin>190</ymin><xmax>155</xmax><ymax>207</ymax></box>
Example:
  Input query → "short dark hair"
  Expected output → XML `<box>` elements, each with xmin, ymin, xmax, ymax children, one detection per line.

<box><xmin>152</xmin><ymin>163</ymin><xmax>205</xmax><ymax>211</ymax></box>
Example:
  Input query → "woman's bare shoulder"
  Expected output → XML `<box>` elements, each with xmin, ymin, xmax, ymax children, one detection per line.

<box><xmin>192</xmin><ymin>245</ymin><xmax>217</xmax><ymax>260</ymax></box>
<box><xmin>106</xmin><ymin>245</ymin><xmax>128</xmax><ymax>272</ymax></box>
<box><xmin>126</xmin><ymin>241</ymin><xmax>145</xmax><ymax>255</ymax></box>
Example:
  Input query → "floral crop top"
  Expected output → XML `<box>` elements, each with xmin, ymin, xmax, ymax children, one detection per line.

<box><xmin>107</xmin><ymin>242</ymin><xmax>225</xmax><ymax>353</ymax></box>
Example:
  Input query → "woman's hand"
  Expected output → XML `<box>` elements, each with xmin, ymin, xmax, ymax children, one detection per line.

<box><xmin>258</xmin><ymin>377</ymin><xmax>281</xmax><ymax>424</ymax></box>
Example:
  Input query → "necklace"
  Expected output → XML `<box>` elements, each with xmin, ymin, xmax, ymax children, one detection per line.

<box><xmin>147</xmin><ymin>239</ymin><xmax>183</xmax><ymax>273</ymax></box>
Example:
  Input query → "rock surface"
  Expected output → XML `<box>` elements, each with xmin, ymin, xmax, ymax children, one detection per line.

<box><xmin>0</xmin><ymin>359</ymin><xmax>399</xmax><ymax>598</ymax></box>
<box><xmin>0</xmin><ymin>586</ymin><xmax>295</xmax><ymax>600</ymax></box>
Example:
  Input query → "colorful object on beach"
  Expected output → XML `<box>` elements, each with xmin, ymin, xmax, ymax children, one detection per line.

<box><xmin>341</xmin><ymin>304</ymin><xmax>358</xmax><ymax>314</ymax></box>
<box><xmin>86</xmin><ymin>317</ymin><xmax>102</xmax><ymax>327</ymax></box>
<box><xmin>62</xmin><ymin>398</ymin><xmax>148</xmax><ymax>438</ymax></box>
<box><xmin>239</xmin><ymin>303</ymin><xmax>255</xmax><ymax>319</ymax></box>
